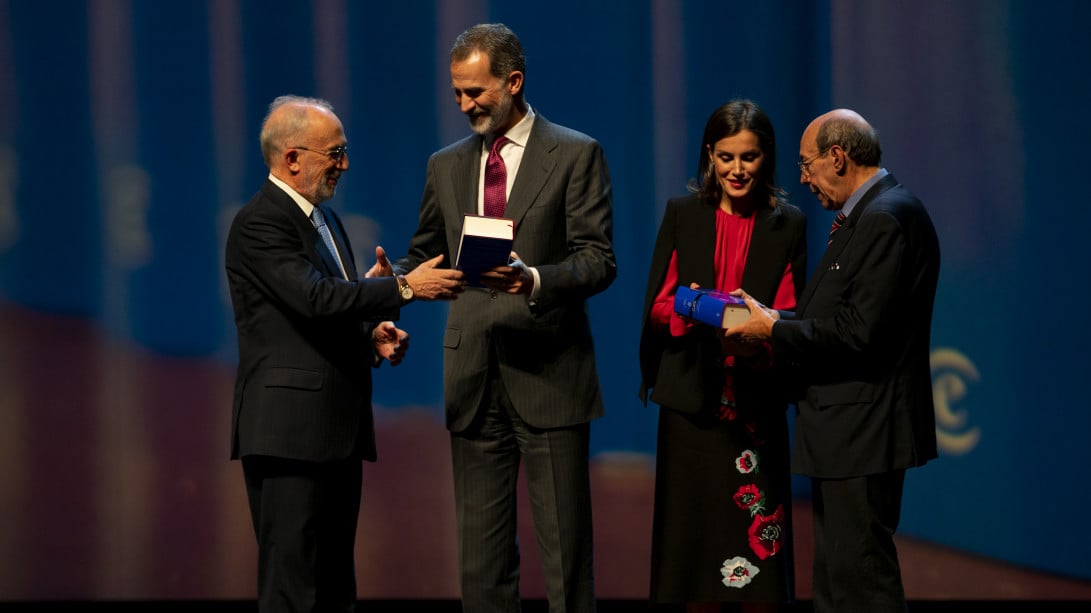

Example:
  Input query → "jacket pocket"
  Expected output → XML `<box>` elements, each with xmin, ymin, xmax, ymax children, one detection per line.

<box><xmin>809</xmin><ymin>381</ymin><xmax>874</xmax><ymax>410</ymax></box>
<box><xmin>262</xmin><ymin>367</ymin><xmax>323</xmax><ymax>391</ymax></box>
<box><xmin>444</xmin><ymin>327</ymin><xmax>462</xmax><ymax>349</ymax></box>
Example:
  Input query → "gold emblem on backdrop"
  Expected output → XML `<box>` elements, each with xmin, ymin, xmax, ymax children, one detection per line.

<box><xmin>931</xmin><ymin>348</ymin><xmax>981</xmax><ymax>455</ymax></box>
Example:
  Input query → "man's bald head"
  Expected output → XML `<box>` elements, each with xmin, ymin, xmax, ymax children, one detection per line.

<box><xmin>259</xmin><ymin>95</ymin><xmax>338</xmax><ymax>167</ymax></box>
<box><xmin>258</xmin><ymin>95</ymin><xmax>348</xmax><ymax>205</ymax></box>
<box><xmin>806</xmin><ymin>108</ymin><xmax>882</xmax><ymax>168</ymax></box>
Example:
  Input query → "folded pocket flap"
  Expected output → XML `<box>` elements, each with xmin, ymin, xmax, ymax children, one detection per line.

<box><xmin>443</xmin><ymin>327</ymin><xmax>462</xmax><ymax>349</ymax></box>
<box><xmin>263</xmin><ymin>367</ymin><xmax>324</xmax><ymax>390</ymax></box>
<box><xmin>810</xmin><ymin>381</ymin><xmax>874</xmax><ymax>408</ymax></box>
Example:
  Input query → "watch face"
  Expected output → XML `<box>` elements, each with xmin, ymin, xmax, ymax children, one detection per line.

<box><xmin>400</xmin><ymin>285</ymin><xmax>414</xmax><ymax>300</ymax></box>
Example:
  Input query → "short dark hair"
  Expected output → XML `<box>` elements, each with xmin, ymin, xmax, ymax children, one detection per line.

<box><xmin>450</xmin><ymin>23</ymin><xmax>526</xmax><ymax>85</ymax></box>
<box><xmin>691</xmin><ymin>99</ymin><xmax>787</xmax><ymax>208</ymax></box>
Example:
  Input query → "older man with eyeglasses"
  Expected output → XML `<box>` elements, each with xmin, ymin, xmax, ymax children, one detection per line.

<box><xmin>225</xmin><ymin>95</ymin><xmax>463</xmax><ymax>612</ymax></box>
<box><xmin>728</xmin><ymin>108</ymin><xmax>941</xmax><ymax>613</ymax></box>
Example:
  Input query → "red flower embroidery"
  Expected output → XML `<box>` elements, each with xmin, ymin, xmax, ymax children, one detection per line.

<box><xmin>744</xmin><ymin>420</ymin><xmax>766</xmax><ymax>446</ymax></box>
<box><xmin>718</xmin><ymin>402</ymin><xmax>739</xmax><ymax>421</ymax></box>
<box><xmin>747</xmin><ymin>504</ymin><xmax>785</xmax><ymax>560</ymax></box>
<box><xmin>732</xmin><ymin>484</ymin><xmax>765</xmax><ymax>513</ymax></box>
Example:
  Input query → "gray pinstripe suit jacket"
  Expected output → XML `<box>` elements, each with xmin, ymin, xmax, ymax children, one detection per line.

<box><xmin>395</xmin><ymin>114</ymin><xmax>616</xmax><ymax>432</ymax></box>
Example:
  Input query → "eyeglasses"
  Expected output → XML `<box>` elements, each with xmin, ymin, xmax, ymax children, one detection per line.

<box><xmin>797</xmin><ymin>149</ymin><xmax>827</xmax><ymax>175</ymax></box>
<box><xmin>291</xmin><ymin>144</ymin><xmax>348</xmax><ymax>163</ymax></box>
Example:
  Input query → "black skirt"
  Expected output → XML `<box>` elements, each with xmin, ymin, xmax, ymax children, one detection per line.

<box><xmin>649</xmin><ymin>391</ymin><xmax>795</xmax><ymax>604</ymax></box>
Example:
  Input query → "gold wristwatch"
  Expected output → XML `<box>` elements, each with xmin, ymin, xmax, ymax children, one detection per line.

<box><xmin>396</xmin><ymin>274</ymin><xmax>414</xmax><ymax>303</ymax></box>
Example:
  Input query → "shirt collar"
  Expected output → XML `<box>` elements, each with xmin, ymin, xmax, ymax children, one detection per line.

<box><xmin>268</xmin><ymin>173</ymin><xmax>317</xmax><ymax>218</ymax></box>
<box><xmin>842</xmin><ymin>167</ymin><xmax>888</xmax><ymax>218</ymax></box>
<box><xmin>486</xmin><ymin>104</ymin><xmax>535</xmax><ymax>151</ymax></box>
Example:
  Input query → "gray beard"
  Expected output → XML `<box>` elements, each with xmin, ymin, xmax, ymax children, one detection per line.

<box><xmin>469</xmin><ymin>93</ymin><xmax>514</xmax><ymax>136</ymax></box>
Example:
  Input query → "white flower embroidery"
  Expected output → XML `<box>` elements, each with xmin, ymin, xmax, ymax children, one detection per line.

<box><xmin>721</xmin><ymin>555</ymin><xmax>760</xmax><ymax>588</ymax></box>
<box><xmin>735</xmin><ymin>449</ymin><xmax>758</xmax><ymax>474</ymax></box>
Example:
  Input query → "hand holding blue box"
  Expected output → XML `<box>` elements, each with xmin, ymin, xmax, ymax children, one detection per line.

<box><xmin>673</xmin><ymin>285</ymin><xmax>751</xmax><ymax>328</ymax></box>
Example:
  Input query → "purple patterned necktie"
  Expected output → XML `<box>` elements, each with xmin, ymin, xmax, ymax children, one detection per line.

<box><xmin>484</xmin><ymin>136</ymin><xmax>509</xmax><ymax>217</ymax></box>
<box><xmin>828</xmin><ymin>211</ymin><xmax>847</xmax><ymax>246</ymax></box>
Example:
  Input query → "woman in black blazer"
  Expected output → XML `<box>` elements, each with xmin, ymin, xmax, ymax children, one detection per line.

<box><xmin>638</xmin><ymin>100</ymin><xmax>807</xmax><ymax>613</ymax></box>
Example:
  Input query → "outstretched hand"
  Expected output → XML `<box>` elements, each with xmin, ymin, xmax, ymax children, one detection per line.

<box><xmin>404</xmin><ymin>254</ymin><xmax>465</xmax><ymax>300</ymax></box>
<box><xmin>364</xmin><ymin>246</ymin><xmax>393</xmax><ymax>278</ymax></box>
<box><xmin>372</xmin><ymin>321</ymin><xmax>409</xmax><ymax>365</ymax></box>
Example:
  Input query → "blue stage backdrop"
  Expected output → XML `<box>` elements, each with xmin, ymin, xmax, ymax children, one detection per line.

<box><xmin>1</xmin><ymin>0</ymin><xmax>1089</xmax><ymax>598</ymax></box>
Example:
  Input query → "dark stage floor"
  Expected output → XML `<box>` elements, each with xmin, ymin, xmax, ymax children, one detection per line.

<box><xmin>3</xmin><ymin>303</ymin><xmax>1090</xmax><ymax>609</ymax></box>
<box><xmin>3</xmin><ymin>600</ymin><xmax>1091</xmax><ymax>612</ymax></box>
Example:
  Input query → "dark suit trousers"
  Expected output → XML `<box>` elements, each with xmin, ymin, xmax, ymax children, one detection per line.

<box><xmin>810</xmin><ymin>470</ymin><xmax>907</xmax><ymax>613</ymax></box>
<box><xmin>242</xmin><ymin>455</ymin><xmax>363</xmax><ymax>613</ymax></box>
<box><xmin>450</xmin><ymin>366</ymin><xmax>596</xmax><ymax>613</ymax></box>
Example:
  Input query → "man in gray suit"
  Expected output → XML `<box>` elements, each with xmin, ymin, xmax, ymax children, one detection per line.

<box><xmin>392</xmin><ymin>23</ymin><xmax>616</xmax><ymax>613</ymax></box>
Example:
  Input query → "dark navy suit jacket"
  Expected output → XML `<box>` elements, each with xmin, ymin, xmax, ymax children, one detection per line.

<box><xmin>772</xmin><ymin>173</ymin><xmax>941</xmax><ymax>478</ymax></box>
<box><xmin>225</xmin><ymin>179</ymin><xmax>402</xmax><ymax>463</ymax></box>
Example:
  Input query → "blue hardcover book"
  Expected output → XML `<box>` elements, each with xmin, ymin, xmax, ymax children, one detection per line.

<box><xmin>455</xmin><ymin>214</ymin><xmax>515</xmax><ymax>288</ymax></box>
<box><xmin>673</xmin><ymin>285</ymin><xmax>751</xmax><ymax>328</ymax></box>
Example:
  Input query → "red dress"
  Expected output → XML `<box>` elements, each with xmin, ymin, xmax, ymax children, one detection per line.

<box><xmin>648</xmin><ymin>208</ymin><xmax>797</xmax><ymax>603</ymax></box>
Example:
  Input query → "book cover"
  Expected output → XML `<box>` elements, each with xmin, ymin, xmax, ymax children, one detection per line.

<box><xmin>455</xmin><ymin>214</ymin><xmax>515</xmax><ymax>287</ymax></box>
<box><xmin>673</xmin><ymin>285</ymin><xmax>751</xmax><ymax>328</ymax></box>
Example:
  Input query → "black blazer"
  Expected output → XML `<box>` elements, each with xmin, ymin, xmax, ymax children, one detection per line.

<box><xmin>638</xmin><ymin>193</ymin><xmax>808</xmax><ymax>414</ymax></box>
<box><xmin>225</xmin><ymin>180</ymin><xmax>403</xmax><ymax>463</ymax></box>
<box><xmin>772</xmin><ymin>173</ymin><xmax>941</xmax><ymax>478</ymax></box>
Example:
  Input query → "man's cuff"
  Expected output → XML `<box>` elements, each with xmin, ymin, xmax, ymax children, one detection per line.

<box><xmin>527</xmin><ymin>266</ymin><xmax>542</xmax><ymax>303</ymax></box>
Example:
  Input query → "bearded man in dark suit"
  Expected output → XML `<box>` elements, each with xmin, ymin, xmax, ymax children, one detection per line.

<box><xmin>389</xmin><ymin>23</ymin><xmax>616</xmax><ymax>613</ymax></box>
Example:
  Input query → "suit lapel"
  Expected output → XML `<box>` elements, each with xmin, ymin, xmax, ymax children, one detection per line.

<box><xmin>799</xmin><ymin>175</ymin><xmax>898</xmax><ymax>311</ymax></box>
<box><xmin>675</xmin><ymin>199</ymin><xmax>717</xmax><ymax>287</ymax></box>
<box><xmin>323</xmin><ymin>206</ymin><xmax>357</xmax><ymax>279</ymax></box>
<box><xmin>505</xmin><ymin>117</ymin><xmax>556</xmax><ymax>226</ymax></box>
<box><xmin>800</xmin><ymin>234</ymin><xmax>845</xmax><ymax>312</ymax></box>
<box><xmin>451</xmin><ymin>137</ymin><xmax>482</xmax><ymax>217</ymax></box>
<box><xmin>262</xmin><ymin>180</ymin><xmax>355</xmax><ymax>279</ymax></box>
<box><xmin>740</xmin><ymin>206</ymin><xmax>782</xmax><ymax>302</ymax></box>
<box><xmin>444</xmin><ymin>116</ymin><xmax>562</xmax><ymax>225</ymax></box>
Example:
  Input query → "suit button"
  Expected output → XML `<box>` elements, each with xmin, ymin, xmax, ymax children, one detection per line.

<box><xmin>489</xmin><ymin>290</ymin><xmax>498</xmax><ymax>299</ymax></box>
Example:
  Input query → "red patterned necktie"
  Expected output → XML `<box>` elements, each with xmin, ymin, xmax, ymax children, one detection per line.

<box><xmin>828</xmin><ymin>211</ymin><xmax>847</xmax><ymax>246</ymax></box>
<box><xmin>484</xmin><ymin>136</ymin><xmax>509</xmax><ymax>217</ymax></box>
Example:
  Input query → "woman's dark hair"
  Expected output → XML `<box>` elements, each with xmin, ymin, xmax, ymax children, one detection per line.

<box><xmin>689</xmin><ymin>99</ymin><xmax>787</xmax><ymax>209</ymax></box>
